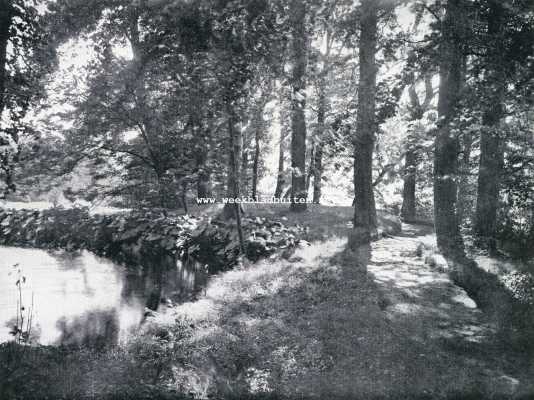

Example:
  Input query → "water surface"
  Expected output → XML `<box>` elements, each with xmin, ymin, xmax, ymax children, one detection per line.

<box><xmin>0</xmin><ymin>246</ymin><xmax>205</xmax><ymax>346</ymax></box>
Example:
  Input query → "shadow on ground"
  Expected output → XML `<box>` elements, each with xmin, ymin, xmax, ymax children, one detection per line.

<box><xmin>162</xmin><ymin>220</ymin><xmax>534</xmax><ymax>399</ymax></box>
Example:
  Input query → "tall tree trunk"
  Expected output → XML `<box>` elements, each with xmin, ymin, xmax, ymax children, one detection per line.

<box><xmin>454</xmin><ymin>56</ymin><xmax>470</xmax><ymax>224</ymax></box>
<box><xmin>434</xmin><ymin>0</ymin><xmax>465</xmax><ymax>257</ymax></box>
<box><xmin>194</xmin><ymin>120</ymin><xmax>211</xmax><ymax>199</ymax></box>
<box><xmin>251</xmin><ymin>94</ymin><xmax>268</xmax><ymax>201</ymax></box>
<box><xmin>312</xmin><ymin>27</ymin><xmax>332</xmax><ymax>205</ymax></box>
<box><xmin>199</xmin><ymin>113</ymin><xmax>217</xmax><ymax>199</ymax></box>
<box><xmin>0</xmin><ymin>0</ymin><xmax>10</xmax><ymax>116</ymax></box>
<box><xmin>457</xmin><ymin>129</ymin><xmax>473</xmax><ymax>222</ymax></box>
<box><xmin>401</xmin><ymin>149</ymin><xmax>417</xmax><ymax>223</ymax></box>
<box><xmin>474</xmin><ymin>1</ymin><xmax>505</xmax><ymax>253</ymax></box>
<box><xmin>251</xmin><ymin>120</ymin><xmax>261</xmax><ymax>201</ymax></box>
<box><xmin>313</xmin><ymin>82</ymin><xmax>326</xmax><ymax>204</ymax></box>
<box><xmin>401</xmin><ymin>83</ymin><xmax>420</xmax><ymax>223</ymax></box>
<box><xmin>402</xmin><ymin>75</ymin><xmax>433</xmax><ymax>223</ymax></box>
<box><xmin>156</xmin><ymin>172</ymin><xmax>167</xmax><ymax>209</ymax></box>
<box><xmin>305</xmin><ymin>142</ymin><xmax>314</xmax><ymax>195</ymax></box>
<box><xmin>274</xmin><ymin>126</ymin><xmax>286</xmax><ymax>199</ymax></box>
<box><xmin>223</xmin><ymin>106</ymin><xmax>245</xmax><ymax>252</ymax></box>
<box><xmin>181</xmin><ymin>180</ymin><xmax>188</xmax><ymax>214</ymax></box>
<box><xmin>313</xmin><ymin>145</ymin><xmax>323</xmax><ymax>204</ymax></box>
<box><xmin>0</xmin><ymin>1</ymin><xmax>14</xmax><ymax>195</ymax></box>
<box><xmin>289</xmin><ymin>0</ymin><xmax>308</xmax><ymax>212</ymax></box>
<box><xmin>196</xmin><ymin>158</ymin><xmax>210</xmax><ymax>199</ymax></box>
<box><xmin>350</xmin><ymin>0</ymin><xmax>378</xmax><ymax>248</ymax></box>
<box><xmin>241</xmin><ymin>132</ymin><xmax>249</xmax><ymax>196</ymax></box>
<box><xmin>274</xmin><ymin>89</ymin><xmax>287</xmax><ymax>199</ymax></box>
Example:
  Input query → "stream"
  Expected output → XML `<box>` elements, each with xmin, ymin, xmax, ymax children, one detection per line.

<box><xmin>0</xmin><ymin>246</ymin><xmax>207</xmax><ymax>346</ymax></box>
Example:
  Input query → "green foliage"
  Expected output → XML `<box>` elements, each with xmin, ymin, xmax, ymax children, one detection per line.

<box><xmin>0</xmin><ymin>0</ymin><xmax>53</xmax><ymax>196</ymax></box>
<box><xmin>0</xmin><ymin>207</ymin><xmax>200</xmax><ymax>263</ymax></box>
<box><xmin>0</xmin><ymin>206</ymin><xmax>312</xmax><ymax>272</ymax></box>
<box><xmin>0</xmin><ymin>319</ymin><xmax>196</xmax><ymax>400</ymax></box>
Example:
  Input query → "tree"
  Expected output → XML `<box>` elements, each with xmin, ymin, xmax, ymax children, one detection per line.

<box><xmin>274</xmin><ymin>85</ymin><xmax>289</xmax><ymax>199</ymax></box>
<box><xmin>473</xmin><ymin>0</ymin><xmax>506</xmax><ymax>252</ymax></box>
<box><xmin>401</xmin><ymin>74</ymin><xmax>434</xmax><ymax>223</ymax></box>
<box><xmin>250</xmin><ymin>76</ymin><xmax>273</xmax><ymax>200</ymax></box>
<box><xmin>0</xmin><ymin>1</ymin><xmax>13</xmax><ymax>193</ymax></box>
<box><xmin>350</xmin><ymin>0</ymin><xmax>378</xmax><ymax>247</ymax></box>
<box><xmin>433</xmin><ymin>0</ymin><xmax>466</xmax><ymax>257</ymax></box>
<box><xmin>289</xmin><ymin>0</ymin><xmax>309</xmax><ymax>212</ymax></box>
<box><xmin>310</xmin><ymin>19</ymin><xmax>335</xmax><ymax>204</ymax></box>
<box><xmin>472</xmin><ymin>0</ymin><xmax>534</xmax><ymax>252</ymax></box>
<box><xmin>0</xmin><ymin>1</ymin><xmax>11</xmax><ymax>117</ymax></box>
<box><xmin>0</xmin><ymin>0</ymin><xmax>46</xmax><ymax>196</ymax></box>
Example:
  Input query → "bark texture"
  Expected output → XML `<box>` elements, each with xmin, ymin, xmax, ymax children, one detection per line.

<box><xmin>223</xmin><ymin>106</ymin><xmax>245</xmax><ymax>252</ymax></box>
<box><xmin>251</xmin><ymin>90</ymin><xmax>269</xmax><ymax>200</ymax></box>
<box><xmin>289</xmin><ymin>0</ymin><xmax>308</xmax><ymax>212</ymax></box>
<box><xmin>251</xmin><ymin>126</ymin><xmax>260</xmax><ymax>201</ymax></box>
<box><xmin>0</xmin><ymin>0</ymin><xmax>11</xmax><ymax>116</ymax></box>
<box><xmin>474</xmin><ymin>0</ymin><xmax>506</xmax><ymax>252</ymax></box>
<box><xmin>313</xmin><ymin>76</ymin><xmax>327</xmax><ymax>204</ymax></box>
<box><xmin>274</xmin><ymin>126</ymin><xmax>286</xmax><ymax>199</ymax></box>
<box><xmin>457</xmin><ymin>128</ymin><xmax>473</xmax><ymax>222</ymax></box>
<box><xmin>434</xmin><ymin>0</ymin><xmax>465</xmax><ymax>257</ymax></box>
<box><xmin>401</xmin><ymin>149</ymin><xmax>417</xmax><ymax>223</ymax></box>
<box><xmin>350</xmin><ymin>0</ymin><xmax>378</xmax><ymax>248</ymax></box>
<box><xmin>274</xmin><ymin>87</ymin><xmax>288</xmax><ymax>199</ymax></box>
<box><xmin>0</xmin><ymin>0</ymin><xmax>14</xmax><ymax>194</ymax></box>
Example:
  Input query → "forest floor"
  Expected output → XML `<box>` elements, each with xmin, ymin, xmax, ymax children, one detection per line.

<box><xmin>157</xmin><ymin>206</ymin><xmax>534</xmax><ymax>399</ymax></box>
<box><xmin>1</xmin><ymin>205</ymin><xmax>533</xmax><ymax>399</ymax></box>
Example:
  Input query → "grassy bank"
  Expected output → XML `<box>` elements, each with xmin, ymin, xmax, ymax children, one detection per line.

<box><xmin>150</xmin><ymin>213</ymin><xmax>533</xmax><ymax>399</ymax></box>
<box><xmin>4</xmin><ymin>206</ymin><xmax>532</xmax><ymax>399</ymax></box>
<box><xmin>0</xmin><ymin>205</ymin><xmax>406</xmax><ymax>399</ymax></box>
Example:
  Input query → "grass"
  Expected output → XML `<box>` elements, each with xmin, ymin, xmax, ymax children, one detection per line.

<box><xmin>241</xmin><ymin>203</ymin><xmax>402</xmax><ymax>240</ymax></box>
<box><xmin>1</xmin><ymin>205</ymin><xmax>533</xmax><ymax>399</ymax></box>
<box><xmin>147</xmin><ymin>207</ymin><xmax>533</xmax><ymax>399</ymax></box>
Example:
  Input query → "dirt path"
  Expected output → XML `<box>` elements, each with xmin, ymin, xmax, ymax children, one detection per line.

<box><xmin>369</xmin><ymin>224</ymin><xmax>493</xmax><ymax>344</ymax></box>
<box><xmin>366</xmin><ymin>224</ymin><xmax>530</xmax><ymax>398</ymax></box>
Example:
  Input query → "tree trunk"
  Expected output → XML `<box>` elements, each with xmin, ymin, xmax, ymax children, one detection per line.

<box><xmin>251</xmin><ymin>121</ymin><xmax>261</xmax><ymax>201</ymax></box>
<box><xmin>401</xmin><ymin>73</ymin><xmax>434</xmax><ymax>223</ymax></box>
<box><xmin>401</xmin><ymin>83</ymin><xmax>422</xmax><ymax>222</ymax></box>
<box><xmin>289</xmin><ymin>0</ymin><xmax>308</xmax><ymax>212</ymax></box>
<box><xmin>401</xmin><ymin>149</ymin><xmax>417</xmax><ymax>223</ymax></box>
<box><xmin>181</xmin><ymin>181</ymin><xmax>188</xmax><ymax>214</ymax></box>
<box><xmin>156</xmin><ymin>172</ymin><xmax>167</xmax><ymax>208</ymax></box>
<box><xmin>474</xmin><ymin>0</ymin><xmax>505</xmax><ymax>253</ymax></box>
<box><xmin>0</xmin><ymin>1</ymin><xmax>14</xmax><ymax>195</ymax></box>
<box><xmin>350</xmin><ymin>0</ymin><xmax>378</xmax><ymax>248</ymax></box>
<box><xmin>223</xmin><ymin>107</ymin><xmax>245</xmax><ymax>252</ymax></box>
<box><xmin>274</xmin><ymin>92</ymin><xmax>287</xmax><ymax>199</ymax></box>
<box><xmin>251</xmin><ymin>95</ymin><xmax>268</xmax><ymax>201</ymax></box>
<box><xmin>434</xmin><ymin>0</ymin><xmax>465</xmax><ymax>257</ymax></box>
<box><xmin>313</xmin><ymin>144</ymin><xmax>324</xmax><ymax>204</ymax></box>
<box><xmin>274</xmin><ymin>128</ymin><xmax>285</xmax><ymax>198</ymax></box>
<box><xmin>312</xmin><ymin>83</ymin><xmax>326</xmax><ymax>204</ymax></box>
<box><xmin>240</xmin><ymin>123</ymin><xmax>250</xmax><ymax>196</ymax></box>
<box><xmin>457</xmin><ymin>129</ymin><xmax>473</xmax><ymax>222</ymax></box>
<box><xmin>305</xmin><ymin>142</ymin><xmax>314</xmax><ymax>195</ymax></box>
<box><xmin>197</xmin><ymin>166</ymin><xmax>210</xmax><ymax>199</ymax></box>
<box><xmin>194</xmin><ymin>120</ymin><xmax>211</xmax><ymax>199</ymax></box>
<box><xmin>0</xmin><ymin>0</ymin><xmax>11</xmax><ymax>116</ymax></box>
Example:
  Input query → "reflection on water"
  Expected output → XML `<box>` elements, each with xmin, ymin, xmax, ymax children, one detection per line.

<box><xmin>0</xmin><ymin>246</ymin><xmax>207</xmax><ymax>346</ymax></box>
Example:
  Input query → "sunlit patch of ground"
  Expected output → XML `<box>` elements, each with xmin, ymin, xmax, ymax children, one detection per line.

<box><xmin>369</xmin><ymin>234</ymin><xmax>493</xmax><ymax>344</ymax></box>
<box><xmin>151</xmin><ymin>218</ymin><xmax>534</xmax><ymax>399</ymax></box>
